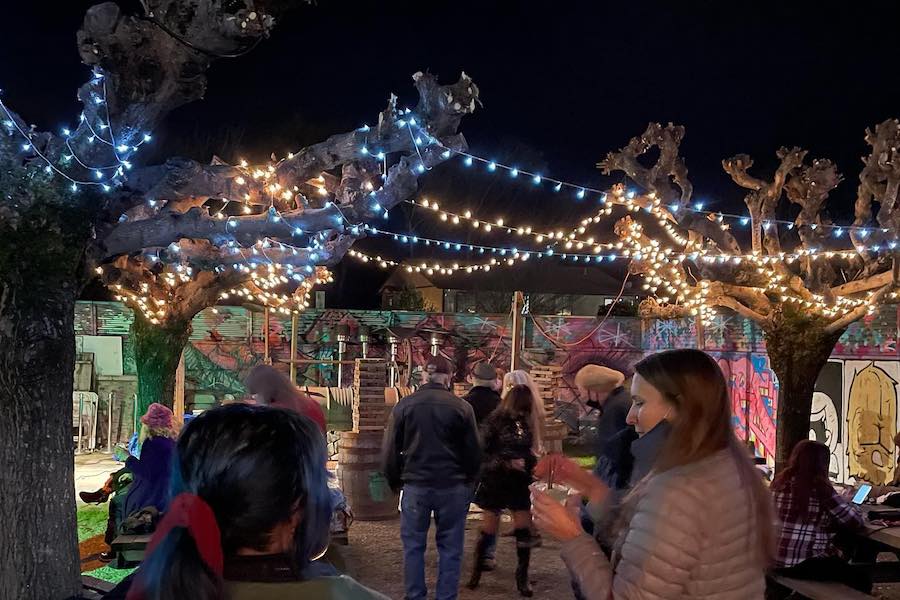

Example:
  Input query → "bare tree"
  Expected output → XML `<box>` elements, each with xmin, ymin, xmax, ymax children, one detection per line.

<box><xmin>596</xmin><ymin>121</ymin><xmax>900</xmax><ymax>469</ymax></box>
<box><xmin>0</xmin><ymin>1</ymin><xmax>477</xmax><ymax>596</ymax></box>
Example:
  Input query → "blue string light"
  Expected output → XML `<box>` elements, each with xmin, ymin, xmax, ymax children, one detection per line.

<box><xmin>0</xmin><ymin>67</ymin><xmax>153</xmax><ymax>191</ymax></box>
<box><xmin>396</xmin><ymin>123</ymin><xmax>888</xmax><ymax>241</ymax></box>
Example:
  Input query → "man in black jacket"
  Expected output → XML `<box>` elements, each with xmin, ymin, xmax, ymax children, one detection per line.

<box><xmin>382</xmin><ymin>356</ymin><xmax>482</xmax><ymax>600</ymax></box>
<box><xmin>463</xmin><ymin>361</ymin><xmax>501</xmax><ymax>424</ymax></box>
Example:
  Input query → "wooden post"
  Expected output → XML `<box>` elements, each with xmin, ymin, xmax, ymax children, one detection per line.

<box><xmin>510</xmin><ymin>291</ymin><xmax>525</xmax><ymax>371</ymax></box>
<box><xmin>264</xmin><ymin>307</ymin><xmax>270</xmax><ymax>364</ymax></box>
<box><xmin>173</xmin><ymin>350</ymin><xmax>185</xmax><ymax>419</ymax></box>
<box><xmin>695</xmin><ymin>314</ymin><xmax>706</xmax><ymax>350</ymax></box>
<box><xmin>289</xmin><ymin>312</ymin><xmax>298</xmax><ymax>384</ymax></box>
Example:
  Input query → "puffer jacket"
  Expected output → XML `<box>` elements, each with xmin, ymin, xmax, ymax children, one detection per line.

<box><xmin>561</xmin><ymin>448</ymin><xmax>766</xmax><ymax>599</ymax></box>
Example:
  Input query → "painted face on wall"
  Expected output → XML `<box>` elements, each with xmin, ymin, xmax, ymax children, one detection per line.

<box><xmin>626</xmin><ymin>374</ymin><xmax>675</xmax><ymax>436</ymax></box>
<box><xmin>848</xmin><ymin>363</ymin><xmax>898</xmax><ymax>485</ymax></box>
<box><xmin>810</xmin><ymin>391</ymin><xmax>842</xmax><ymax>480</ymax></box>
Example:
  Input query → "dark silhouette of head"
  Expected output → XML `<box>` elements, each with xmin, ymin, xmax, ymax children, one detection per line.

<box><xmin>135</xmin><ymin>403</ymin><xmax>330</xmax><ymax>600</ymax></box>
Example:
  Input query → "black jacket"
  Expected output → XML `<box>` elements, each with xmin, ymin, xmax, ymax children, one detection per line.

<box><xmin>594</xmin><ymin>386</ymin><xmax>630</xmax><ymax>457</ymax></box>
<box><xmin>381</xmin><ymin>383</ymin><xmax>482</xmax><ymax>491</ymax></box>
<box><xmin>463</xmin><ymin>385</ymin><xmax>501</xmax><ymax>425</ymax></box>
<box><xmin>481</xmin><ymin>411</ymin><xmax>537</xmax><ymax>474</ymax></box>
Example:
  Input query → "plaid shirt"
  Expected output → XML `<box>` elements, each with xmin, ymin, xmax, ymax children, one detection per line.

<box><xmin>773</xmin><ymin>480</ymin><xmax>865</xmax><ymax>568</ymax></box>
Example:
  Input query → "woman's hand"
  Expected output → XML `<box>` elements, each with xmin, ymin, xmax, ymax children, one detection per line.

<box><xmin>534</xmin><ymin>454</ymin><xmax>609</xmax><ymax>504</ymax></box>
<box><xmin>509</xmin><ymin>458</ymin><xmax>526</xmax><ymax>471</ymax></box>
<box><xmin>531</xmin><ymin>488</ymin><xmax>583</xmax><ymax>542</ymax></box>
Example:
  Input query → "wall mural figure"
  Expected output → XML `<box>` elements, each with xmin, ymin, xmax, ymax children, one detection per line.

<box><xmin>846</xmin><ymin>361</ymin><xmax>899</xmax><ymax>485</ymax></box>
<box><xmin>811</xmin><ymin>360</ymin><xmax>846</xmax><ymax>482</ymax></box>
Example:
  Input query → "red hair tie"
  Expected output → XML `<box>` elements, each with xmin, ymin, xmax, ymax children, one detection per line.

<box><xmin>126</xmin><ymin>493</ymin><xmax>223</xmax><ymax>599</ymax></box>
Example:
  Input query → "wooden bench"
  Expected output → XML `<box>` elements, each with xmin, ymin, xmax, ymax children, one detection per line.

<box><xmin>111</xmin><ymin>533</ymin><xmax>152</xmax><ymax>568</ymax></box>
<box><xmin>81</xmin><ymin>575</ymin><xmax>115</xmax><ymax>599</ymax></box>
<box><xmin>768</xmin><ymin>574</ymin><xmax>874</xmax><ymax>599</ymax></box>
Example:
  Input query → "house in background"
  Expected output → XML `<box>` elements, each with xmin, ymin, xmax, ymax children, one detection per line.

<box><xmin>380</xmin><ymin>260</ymin><xmax>641</xmax><ymax>315</ymax></box>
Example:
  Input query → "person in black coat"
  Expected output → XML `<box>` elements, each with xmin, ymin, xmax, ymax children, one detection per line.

<box><xmin>463</xmin><ymin>362</ymin><xmax>502</xmax><ymax>424</ymax></box>
<box><xmin>467</xmin><ymin>384</ymin><xmax>543</xmax><ymax>597</ymax></box>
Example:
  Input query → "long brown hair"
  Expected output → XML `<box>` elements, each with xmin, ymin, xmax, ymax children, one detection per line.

<box><xmin>500</xmin><ymin>384</ymin><xmax>535</xmax><ymax>416</ymax></box>
<box><xmin>502</xmin><ymin>370</ymin><xmax>544</xmax><ymax>453</ymax></box>
<box><xmin>771</xmin><ymin>440</ymin><xmax>832</xmax><ymax>519</ymax></box>
<box><xmin>630</xmin><ymin>349</ymin><xmax>773</xmax><ymax>566</ymax></box>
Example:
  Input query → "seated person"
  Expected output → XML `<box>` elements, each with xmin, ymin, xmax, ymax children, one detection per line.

<box><xmin>80</xmin><ymin>468</ymin><xmax>132</xmax><ymax>505</ymax></box>
<box><xmin>245</xmin><ymin>364</ymin><xmax>327</xmax><ymax>434</ymax></box>
<box><xmin>104</xmin><ymin>403</ymin><xmax>386</xmax><ymax>600</ymax></box>
<box><xmin>101</xmin><ymin>403</ymin><xmax>178</xmax><ymax>561</ymax></box>
<box><xmin>770</xmin><ymin>440</ymin><xmax>871</xmax><ymax>594</ymax></box>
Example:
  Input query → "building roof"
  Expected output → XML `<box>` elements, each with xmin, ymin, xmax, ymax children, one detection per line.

<box><xmin>381</xmin><ymin>260</ymin><xmax>637</xmax><ymax>296</ymax></box>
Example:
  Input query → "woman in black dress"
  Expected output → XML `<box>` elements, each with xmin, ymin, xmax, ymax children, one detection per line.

<box><xmin>468</xmin><ymin>383</ymin><xmax>543</xmax><ymax>596</ymax></box>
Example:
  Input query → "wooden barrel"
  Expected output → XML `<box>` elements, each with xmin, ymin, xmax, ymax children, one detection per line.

<box><xmin>543</xmin><ymin>420</ymin><xmax>568</xmax><ymax>454</ymax></box>
<box><xmin>336</xmin><ymin>431</ymin><xmax>398</xmax><ymax>521</ymax></box>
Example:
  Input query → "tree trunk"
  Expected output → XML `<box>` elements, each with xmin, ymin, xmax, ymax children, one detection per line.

<box><xmin>132</xmin><ymin>314</ymin><xmax>191</xmax><ymax>416</ymax></box>
<box><xmin>0</xmin><ymin>279</ymin><xmax>81</xmax><ymax>598</ymax></box>
<box><xmin>764</xmin><ymin>305</ymin><xmax>844</xmax><ymax>472</ymax></box>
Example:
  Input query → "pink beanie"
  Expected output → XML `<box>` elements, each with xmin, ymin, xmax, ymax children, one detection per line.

<box><xmin>141</xmin><ymin>403</ymin><xmax>174</xmax><ymax>430</ymax></box>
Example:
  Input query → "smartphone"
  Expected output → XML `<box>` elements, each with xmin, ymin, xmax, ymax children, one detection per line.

<box><xmin>852</xmin><ymin>483</ymin><xmax>873</xmax><ymax>505</ymax></box>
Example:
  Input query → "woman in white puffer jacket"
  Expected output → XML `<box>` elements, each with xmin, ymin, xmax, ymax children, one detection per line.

<box><xmin>533</xmin><ymin>349</ymin><xmax>772</xmax><ymax>599</ymax></box>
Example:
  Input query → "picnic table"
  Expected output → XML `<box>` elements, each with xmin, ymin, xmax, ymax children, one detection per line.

<box><xmin>854</xmin><ymin>505</ymin><xmax>900</xmax><ymax>583</ymax></box>
<box><xmin>862</xmin><ymin>505</ymin><xmax>900</xmax><ymax>547</ymax></box>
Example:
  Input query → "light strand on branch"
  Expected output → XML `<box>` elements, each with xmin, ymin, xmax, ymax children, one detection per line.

<box><xmin>0</xmin><ymin>68</ymin><xmax>152</xmax><ymax>192</ymax></box>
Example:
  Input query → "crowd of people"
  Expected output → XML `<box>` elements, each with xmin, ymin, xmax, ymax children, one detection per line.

<box><xmin>91</xmin><ymin>348</ymin><xmax>885</xmax><ymax>600</ymax></box>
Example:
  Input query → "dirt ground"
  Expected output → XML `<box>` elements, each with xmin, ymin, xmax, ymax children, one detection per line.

<box><xmin>340</xmin><ymin>515</ymin><xmax>571</xmax><ymax>600</ymax></box>
<box><xmin>338</xmin><ymin>515</ymin><xmax>900</xmax><ymax>600</ymax></box>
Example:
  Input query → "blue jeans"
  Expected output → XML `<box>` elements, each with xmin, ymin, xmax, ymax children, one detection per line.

<box><xmin>400</xmin><ymin>483</ymin><xmax>472</xmax><ymax>600</ymax></box>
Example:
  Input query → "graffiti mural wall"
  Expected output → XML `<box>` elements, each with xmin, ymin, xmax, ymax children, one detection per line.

<box><xmin>715</xmin><ymin>354</ymin><xmax>778</xmax><ymax>462</ymax></box>
<box><xmin>75</xmin><ymin>301</ymin><xmax>900</xmax><ymax>477</ymax></box>
<box><xmin>810</xmin><ymin>359</ymin><xmax>900</xmax><ymax>484</ymax></box>
<box><xmin>811</xmin><ymin>360</ymin><xmax>846</xmax><ymax>482</ymax></box>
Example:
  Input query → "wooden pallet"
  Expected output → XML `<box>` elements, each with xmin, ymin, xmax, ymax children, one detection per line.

<box><xmin>353</xmin><ymin>359</ymin><xmax>389</xmax><ymax>432</ymax></box>
<box><xmin>531</xmin><ymin>365</ymin><xmax>562</xmax><ymax>422</ymax></box>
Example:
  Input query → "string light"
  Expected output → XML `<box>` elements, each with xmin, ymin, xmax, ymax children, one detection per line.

<box><xmin>404</xmin><ymin>129</ymin><xmax>894</xmax><ymax>243</ymax></box>
<box><xmin>0</xmin><ymin>68</ymin><xmax>152</xmax><ymax>190</ymax></box>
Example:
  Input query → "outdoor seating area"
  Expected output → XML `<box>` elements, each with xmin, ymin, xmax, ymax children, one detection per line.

<box><xmin>9</xmin><ymin>2</ymin><xmax>900</xmax><ymax>599</ymax></box>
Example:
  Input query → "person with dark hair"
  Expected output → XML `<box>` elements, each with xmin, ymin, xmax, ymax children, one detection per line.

<box><xmin>463</xmin><ymin>361</ymin><xmax>502</xmax><ymax>425</ymax></box>
<box><xmin>533</xmin><ymin>349</ymin><xmax>772</xmax><ymax>598</ymax></box>
<box><xmin>113</xmin><ymin>403</ymin><xmax>385</xmax><ymax>600</ymax></box>
<box><xmin>770</xmin><ymin>439</ymin><xmax>870</xmax><ymax>594</ymax></box>
<box><xmin>382</xmin><ymin>356</ymin><xmax>482</xmax><ymax>600</ymax></box>
<box><xmin>467</xmin><ymin>383</ymin><xmax>543</xmax><ymax>597</ymax></box>
<box><xmin>245</xmin><ymin>364</ymin><xmax>327</xmax><ymax>433</ymax></box>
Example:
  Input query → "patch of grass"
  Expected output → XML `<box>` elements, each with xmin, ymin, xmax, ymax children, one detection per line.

<box><xmin>77</xmin><ymin>505</ymin><xmax>108</xmax><ymax>542</ymax></box>
<box><xmin>572</xmin><ymin>456</ymin><xmax>597</xmax><ymax>470</ymax></box>
<box><xmin>83</xmin><ymin>565</ymin><xmax>135</xmax><ymax>584</ymax></box>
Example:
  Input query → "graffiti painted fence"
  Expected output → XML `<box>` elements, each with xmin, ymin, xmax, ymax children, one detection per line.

<box><xmin>75</xmin><ymin>301</ymin><xmax>900</xmax><ymax>478</ymax></box>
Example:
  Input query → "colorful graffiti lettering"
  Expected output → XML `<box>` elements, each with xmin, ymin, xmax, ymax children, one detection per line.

<box><xmin>716</xmin><ymin>355</ymin><xmax>778</xmax><ymax>462</ymax></box>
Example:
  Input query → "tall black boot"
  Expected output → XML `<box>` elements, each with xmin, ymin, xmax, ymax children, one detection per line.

<box><xmin>514</xmin><ymin>528</ymin><xmax>534</xmax><ymax>597</ymax></box>
<box><xmin>467</xmin><ymin>531</ymin><xmax>495</xmax><ymax>589</ymax></box>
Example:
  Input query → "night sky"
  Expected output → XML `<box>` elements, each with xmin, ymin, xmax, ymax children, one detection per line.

<box><xmin>4</xmin><ymin>2</ymin><xmax>900</xmax><ymax>307</ymax></box>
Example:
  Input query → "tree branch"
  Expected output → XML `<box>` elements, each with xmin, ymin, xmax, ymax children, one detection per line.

<box><xmin>831</xmin><ymin>271</ymin><xmax>892</xmax><ymax>296</ymax></box>
<box><xmin>825</xmin><ymin>285</ymin><xmax>892</xmax><ymax>334</ymax></box>
<box><xmin>711</xmin><ymin>295</ymin><xmax>770</xmax><ymax>324</ymax></box>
